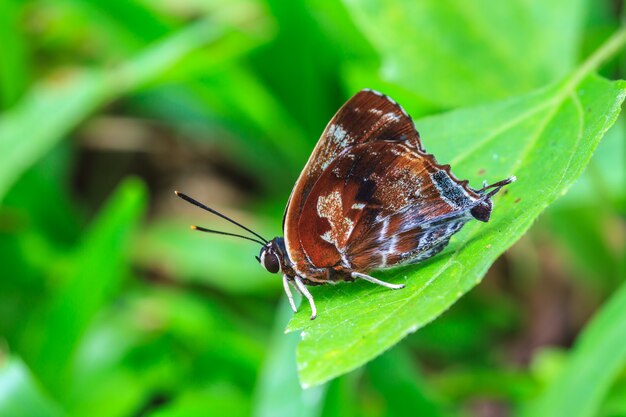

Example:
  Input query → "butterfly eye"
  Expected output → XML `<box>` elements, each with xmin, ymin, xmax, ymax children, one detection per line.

<box><xmin>261</xmin><ymin>251</ymin><xmax>281</xmax><ymax>274</ymax></box>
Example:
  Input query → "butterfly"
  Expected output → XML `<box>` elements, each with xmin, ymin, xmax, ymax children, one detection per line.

<box><xmin>176</xmin><ymin>89</ymin><xmax>515</xmax><ymax>320</ymax></box>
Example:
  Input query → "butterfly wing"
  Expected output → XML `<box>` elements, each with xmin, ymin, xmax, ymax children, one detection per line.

<box><xmin>293</xmin><ymin>141</ymin><xmax>486</xmax><ymax>281</ymax></box>
<box><xmin>284</xmin><ymin>90</ymin><xmax>424</xmax><ymax>273</ymax></box>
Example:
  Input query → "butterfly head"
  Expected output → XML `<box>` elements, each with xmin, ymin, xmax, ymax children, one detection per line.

<box><xmin>257</xmin><ymin>237</ymin><xmax>287</xmax><ymax>274</ymax></box>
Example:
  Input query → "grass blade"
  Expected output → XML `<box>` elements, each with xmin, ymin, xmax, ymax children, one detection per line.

<box><xmin>521</xmin><ymin>279</ymin><xmax>626</xmax><ymax>417</ymax></box>
<box><xmin>23</xmin><ymin>179</ymin><xmax>146</xmax><ymax>394</ymax></box>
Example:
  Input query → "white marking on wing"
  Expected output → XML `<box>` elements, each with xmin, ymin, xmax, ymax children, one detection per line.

<box><xmin>379</xmin><ymin>218</ymin><xmax>390</xmax><ymax>239</ymax></box>
<box><xmin>340</xmin><ymin>252</ymin><xmax>351</xmax><ymax>268</ymax></box>
<box><xmin>388</xmin><ymin>234</ymin><xmax>398</xmax><ymax>253</ymax></box>
<box><xmin>379</xmin><ymin>218</ymin><xmax>391</xmax><ymax>267</ymax></box>
<box><xmin>317</xmin><ymin>190</ymin><xmax>355</xmax><ymax>248</ymax></box>
<box><xmin>381</xmin><ymin>235</ymin><xmax>399</xmax><ymax>268</ymax></box>
<box><xmin>329</xmin><ymin>124</ymin><xmax>347</xmax><ymax>142</ymax></box>
<box><xmin>384</xmin><ymin>112</ymin><xmax>401</xmax><ymax>122</ymax></box>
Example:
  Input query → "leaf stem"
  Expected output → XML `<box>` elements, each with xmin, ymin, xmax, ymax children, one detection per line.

<box><xmin>564</xmin><ymin>25</ymin><xmax>626</xmax><ymax>91</ymax></box>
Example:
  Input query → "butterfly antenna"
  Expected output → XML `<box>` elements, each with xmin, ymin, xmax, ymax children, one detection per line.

<box><xmin>175</xmin><ymin>191</ymin><xmax>269</xmax><ymax>244</ymax></box>
<box><xmin>191</xmin><ymin>226</ymin><xmax>266</xmax><ymax>246</ymax></box>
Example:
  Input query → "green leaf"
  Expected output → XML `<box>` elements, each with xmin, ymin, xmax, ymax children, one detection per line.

<box><xmin>66</xmin><ymin>288</ymin><xmax>264</xmax><ymax>417</ymax></box>
<box><xmin>0</xmin><ymin>357</ymin><xmax>64</xmax><ymax>417</ymax></box>
<box><xmin>0</xmin><ymin>71</ymin><xmax>107</xmax><ymax>203</ymax></box>
<box><xmin>317</xmin><ymin>374</ymin><xmax>360</xmax><ymax>417</ymax></box>
<box><xmin>286</xmin><ymin>30</ymin><xmax>626</xmax><ymax>388</ymax></box>
<box><xmin>0</xmin><ymin>16</ymin><xmax>251</xmax><ymax>201</ymax></box>
<box><xmin>556</xmin><ymin>117</ymin><xmax>626</xmax><ymax>206</ymax></box>
<box><xmin>70</xmin><ymin>0</ymin><xmax>175</xmax><ymax>46</ymax></box>
<box><xmin>521</xmin><ymin>279</ymin><xmax>626</xmax><ymax>417</ymax></box>
<box><xmin>544</xmin><ymin>205</ymin><xmax>621</xmax><ymax>289</ymax></box>
<box><xmin>168</xmin><ymin>66</ymin><xmax>312</xmax><ymax>176</ymax></box>
<box><xmin>0</xmin><ymin>0</ymin><xmax>30</xmax><ymax>108</ymax></box>
<box><xmin>252</xmin><ymin>299</ymin><xmax>326</xmax><ymax>417</ymax></box>
<box><xmin>146</xmin><ymin>386</ymin><xmax>249</xmax><ymax>417</ymax></box>
<box><xmin>343</xmin><ymin>0</ymin><xmax>587</xmax><ymax>108</ymax></box>
<box><xmin>366</xmin><ymin>346</ymin><xmax>448</xmax><ymax>417</ymax></box>
<box><xmin>250</xmin><ymin>0</ymin><xmax>345</xmax><ymax>136</ymax></box>
<box><xmin>24</xmin><ymin>178</ymin><xmax>147</xmax><ymax>394</ymax></box>
<box><xmin>431</xmin><ymin>367</ymin><xmax>536</xmax><ymax>404</ymax></box>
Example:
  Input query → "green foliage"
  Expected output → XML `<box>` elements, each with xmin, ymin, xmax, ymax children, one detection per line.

<box><xmin>522</xmin><ymin>281</ymin><xmax>626</xmax><ymax>417</ymax></box>
<box><xmin>288</xmin><ymin>57</ymin><xmax>626</xmax><ymax>386</ymax></box>
<box><xmin>0</xmin><ymin>15</ymin><xmax>247</xmax><ymax>201</ymax></box>
<box><xmin>0</xmin><ymin>0</ymin><xmax>625</xmax><ymax>416</ymax></box>
<box><xmin>0</xmin><ymin>0</ymin><xmax>31</xmax><ymax>108</ymax></box>
<box><xmin>344</xmin><ymin>0</ymin><xmax>588</xmax><ymax>108</ymax></box>
<box><xmin>23</xmin><ymin>178</ymin><xmax>147</xmax><ymax>394</ymax></box>
<box><xmin>134</xmin><ymin>220</ymin><xmax>276</xmax><ymax>294</ymax></box>
<box><xmin>0</xmin><ymin>358</ymin><xmax>63</xmax><ymax>417</ymax></box>
<box><xmin>366</xmin><ymin>347</ymin><xmax>448</xmax><ymax>417</ymax></box>
<box><xmin>251</xmin><ymin>301</ymin><xmax>326</xmax><ymax>417</ymax></box>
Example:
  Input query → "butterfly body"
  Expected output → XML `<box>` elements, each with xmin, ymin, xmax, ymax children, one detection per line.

<box><xmin>178</xmin><ymin>89</ymin><xmax>515</xmax><ymax>320</ymax></box>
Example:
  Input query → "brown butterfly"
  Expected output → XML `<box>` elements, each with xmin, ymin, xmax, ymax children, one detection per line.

<box><xmin>176</xmin><ymin>89</ymin><xmax>515</xmax><ymax>320</ymax></box>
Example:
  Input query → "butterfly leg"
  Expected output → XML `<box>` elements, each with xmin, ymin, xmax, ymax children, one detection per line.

<box><xmin>294</xmin><ymin>276</ymin><xmax>317</xmax><ymax>320</ymax></box>
<box><xmin>351</xmin><ymin>272</ymin><xmax>405</xmax><ymax>290</ymax></box>
<box><xmin>282</xmin><ymin>274</ymin><xmax>298</xmax><ymax>313</ymax></box>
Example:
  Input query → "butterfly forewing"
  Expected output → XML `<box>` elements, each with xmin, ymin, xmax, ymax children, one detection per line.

<box><xmin>284</xmin><ymin>90</ymin><xmax>425</xmax><ymax>274</ymax></box>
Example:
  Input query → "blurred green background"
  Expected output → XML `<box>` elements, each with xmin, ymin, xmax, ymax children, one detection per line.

<box><xmin>0</xmin><ymin>0</ymin><xmax>625</xmax><ymax>416</ymax></box>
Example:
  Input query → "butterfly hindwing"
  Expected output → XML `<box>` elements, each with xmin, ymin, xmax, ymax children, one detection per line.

<box><xmin>284</xmin><ymin>90</ymin><xmax>424</xmax><ymax>273</ymax></box>
<box><xmin>294</xmin><ymin>141</ymin><xmax>484</xmax><ymax>280</ymax></box>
